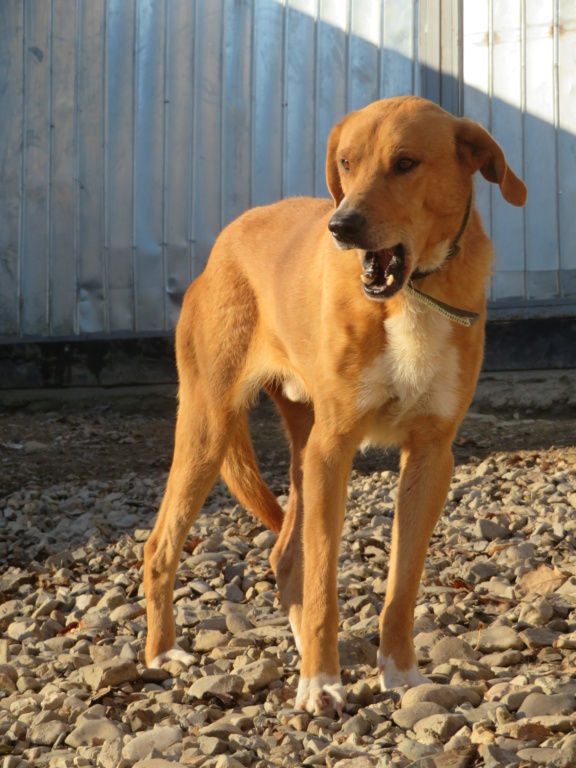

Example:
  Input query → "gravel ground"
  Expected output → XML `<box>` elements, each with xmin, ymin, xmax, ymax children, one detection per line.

<box><xmin>1</xmin><ymin>389</ymin><xmax>576</xmax><ymax>768</ymax></box>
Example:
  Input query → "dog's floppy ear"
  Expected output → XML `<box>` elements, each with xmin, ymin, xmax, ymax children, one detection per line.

<box><xmin>456</xmin><ymin>118</ymin><xmax>527</xmax><ymax>207</ymax></box>
<box><xmin>326</xmin><ymin>119</ymin><xmax>345</xmax><ymax>206</ymax></box>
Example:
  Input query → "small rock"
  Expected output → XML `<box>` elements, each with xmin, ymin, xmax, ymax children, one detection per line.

<box><xmin>29</xmin><ymin>720</ymin><xmax>70</xmax><ymax>746</ymax></box>
<box><xmin>474</xmin><ymin>518</ymin><xmax>510</xmax><ymax>540</ymax></box>
<box><xmin>429</xmin><ymin>637</ymin><xmax>479</xmax><ymax>665</ymax></box>
<box><xmin>464</xmin><ymin>625</ymin><xmax>524</xmax><ymax>653</ymax></box>
<box><xmin>413</xmin><ymin>713</ymin><xmax>469</xmax><ymax>741</ymax></box>
<box><xmin>66</xmin><ymin>717</ymin><xmax>124</xmax><ymax>747</ymax></box>
<box><xmin>122</xmin><ymin>726</ymin><xmax>183</xmax><ymax>762</ymax></box>
<box><xmin>198</xmin><ymin>735</ymin><xmax>229</xmax><ymax>755</ymax></box>
<box><xmin>402</xmin><ymin>683</ymin><xmax>482</xmax><ymax>709</ymax></box>
<box><xmin>340</xmin><ymin>715</ymin><xmax>371</xmax><ymax>737</ymax></box>
<box><xmin>235</xmin><ymin>658</ymin><xmax>281</xmax><ymax>692</ymax></box>
<box><xmin>79</xmin><ymin>658</ymin><xmax>139</xmax><ymax>690</ymax></box>
<box><xmin>188</xmin><ymin>673</ymin><xmax>244</xmax><ymax>699</ymax></box>
<box><xmin>392</xmin><ymin>702</ymin><xmax>449</xmax><ymax>730</ymax></box>
<box><xmin>517</xmin><ymin>692</ymin><xmax>575</xmax><ymax>719</ymax></box>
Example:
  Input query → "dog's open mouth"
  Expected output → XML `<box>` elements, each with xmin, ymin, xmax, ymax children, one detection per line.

<box><xmin>360</xmin><ymin>244</ymin><xmax>406</xmax><ymax>300</ymax></box>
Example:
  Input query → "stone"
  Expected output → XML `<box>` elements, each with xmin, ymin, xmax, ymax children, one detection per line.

<box><xmin>474</xmin><ymin>519</ymin><xmax>510</xmax><ymax>541</ymax></box>
<box><xmin>97</xmin><ymin>737</ymin><xmax>125</xmax><ymax>768</ymax></box>
<box><xmin>198</xmin><ymin>735</ymin><xmax>229</xmax><ymax>755</ymax></box>
<box><xmin>340</xmin><ymin>715</ymin><xmax>371</xmax><ymax>737</ymax></box>
<box><xmin>235</xmin><ymin>658</ymin><xmax>281</xmax><ymax>692</ymax></box>
<box><xmin>429</xmin><ymin>637</ymin><xmax>479</xmax><ymax>665</ymax></box>
<box><xmin>401</xmin><ymin>683</ymin><xmax>482</xmax><ymax>710</ymax></box>
<box><xmin>516</xmin><ymin>747</ymin><xmax>564</xmax><ymax>764</ymax></box>
<box><xmin>392</xmin><ymin>702</ymin><xmax>449</xmax><ymax>730</ymax></box>
<box><xmin>133</xmin><ymin>762</ymin><xmax>187</xmax><ymax>768</ymax></box>
<box><xmin>413</xmin><ymin>713</ymin><xmax>469</xmax><ymax>741</ymax></box>
<box><xmin>478</xmin><ymin>744</ymin><xmax>522</xmax><ymax>768</ymax></box>
<box><xmin>463</xmin><ymin>626</ymin><xmax>524</xmax><ymax>653</ymax></box>
<box><xmin>517</xmin><ymin>693</ymin><xmax>575</xmax><ymax>719</ymax></box>
<box><xmin>29</xmin><ymin>720</ymin><xmax>69</xmax><ymax>746</ymax></box>
<box><xmin>396</xmin><ymin>739</ymin><xmax>443</xmax><ymax>761</ymax></box>
<box><xmin>79</xmin><ymin>658</ymin><xmax>139</xmax><ymax>690</ymax></box>
<box><xmin>66</xmin><ymin>717</ymin><xmax>124</xmax><ymax>747</ymax></box>
<box><xmin>193</xmin><ymin>629</ymin><xmax>230</xmax><ymax>652</ymax></box>
<box><xmin>519</xmin><ymin>627</ymin><xmax>561</xmax><ymax>649</ymax></box>
<box><xmin>188</xmin><ymin>674</ymin><xmax>244</xmax><ymax>699</ymax></box>
<box><xmin>122</xmin><ymin>726</ymin><xmax>183</xmax><ymax>762</ymax></box>
<box><xmin>338</xmin><ymin>636</ymin><xmax>378</xmax><ymax>666</ymax></box>
<box><xmin>215</xmin><ymin>757</ymin><xmax>247</xmax><ymax>768</ymax></box>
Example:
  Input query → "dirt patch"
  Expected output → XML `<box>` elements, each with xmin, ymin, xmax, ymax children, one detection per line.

<box><xmin>1</xmin><ymin>391</ymin><xmax>576</xmax><ymax>499</ymax></box>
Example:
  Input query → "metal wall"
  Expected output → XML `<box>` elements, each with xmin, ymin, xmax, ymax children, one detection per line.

<box><xmin>0</xmin><ymin>0</ymin><xmax>575</xmax><ymax>342</ymax></box>
<box><xmin>463</xmin><ymin>0</ymin><xmax>576</xmax><ymax>317</ymax></box>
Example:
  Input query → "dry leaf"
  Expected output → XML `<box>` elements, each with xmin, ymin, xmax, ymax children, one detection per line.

<box><xmin>515</xmin><ymin>564</ymin><xmax>567</xmax><ymax>598</ymax></box>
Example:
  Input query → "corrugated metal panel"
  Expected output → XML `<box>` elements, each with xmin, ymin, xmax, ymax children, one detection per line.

<box><xmin>0</xmin><ymin>0</ymin><xmax>419</xmax><ymax>341</ymax></box>
<box><xmin>462</xmin><ymin>0</ymin><xmax>576</xmax><ymax>314</ymax></box>
<box><xmin>1</xmin><ymin>0</ymin><xmax>574</xmax><ymax>342</ymax></box>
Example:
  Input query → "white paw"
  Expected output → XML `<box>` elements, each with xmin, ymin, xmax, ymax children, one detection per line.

<box><xmin>295</xmin><ymin>674</ymin><xmax>346</xmax><ymax>717</ymax></box>
<box><xmin>378</xmin><ymin>651</ymin><xmax>429</xmax><ymax>690</ymax></box>
<box><xmin>149</xmin><ymin>645</ymin><xmax>196</xmax><ymax>669</ymax></box>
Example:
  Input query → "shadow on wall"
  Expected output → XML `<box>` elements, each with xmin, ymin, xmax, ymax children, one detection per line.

<box><xmin>0</xmin><ymin>0</ymin><xmax>574</xmax><ymax>343</ymax></box>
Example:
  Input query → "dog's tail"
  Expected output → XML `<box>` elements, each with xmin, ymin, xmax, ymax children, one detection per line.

<box><xmin>220</xmin><ymin>415</ymin><xmax>284</xmax><ymax>533</ymax></box>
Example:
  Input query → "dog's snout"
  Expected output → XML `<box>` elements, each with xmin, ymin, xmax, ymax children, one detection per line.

<box><xmin>328</xmin><ymin>210</ymin><xmax>366</xmax><ymax>243</ymax></box>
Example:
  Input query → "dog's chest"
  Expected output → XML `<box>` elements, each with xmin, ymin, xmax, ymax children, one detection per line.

<box><xmin>358</xmin><ymin>302</ymin><xmax>460</xmax><ymax>423</ymax></box>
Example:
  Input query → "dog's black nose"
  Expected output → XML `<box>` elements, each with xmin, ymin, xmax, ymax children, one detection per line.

<box><xmin>328</xmin><ymin>210</ymin><xmax>366</xmax><ymax>242</ymax></box>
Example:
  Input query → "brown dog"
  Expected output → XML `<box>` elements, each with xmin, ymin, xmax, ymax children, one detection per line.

<box><xmin>143</xmin><ymin>96</ymin><xmax>527</xmax><ymax>716</ymax></box>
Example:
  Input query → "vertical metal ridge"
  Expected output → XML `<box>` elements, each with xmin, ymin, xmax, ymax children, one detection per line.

<box><xmin>189</xmin><ymin>0</ymin><xmax>198</xmax><ymax>287</ymax></box>
<box><xmin>553</xmin><ymin>0</ymin><xmax>561</xmax><ymax>292</ymax></box>
<box><xmin>18</xmin><ymin>0</ymin><xmax>27</xmax><ymax>338</ymax></box>
<box><xmin>219</xmin><ymin>0</ymin><xmax>226</xmax><ymax>234</ymax></box>
<box><xmin>161</xmin><ymin>0</ymin><xmax>169</xmax><ymax>332</ymax></box>
<box><xmin>73</xmin><ymin>0</ymin><xmax>82</xmax><ymax>336</ymax></box>
<box><xmin>102</xmin><ymin>0</ymin><xmax>110</xmax><ymax>333</ymax></box>
<box><xmin>312</xmin><ymin>0</ymin><xmax>319</xmax><ymax>197</ymax></box>
<box><xmin>47</xmin><ymin>0</ymin><xmax>54</xmax><ymax>333</ymax></box>
<box><xmin>249</xmin><ymin>0</ymin><xmax>256</xmax><ymax>211</ymax></box>
<box><xmin>520</xmin><ymin>0</ymin><xmax>527</xmax><ymax>299</ymax></box>
<box><xmin>131</xmin><ymin>0</ymin><xmax>139</xmax><ymax>332</ymax></box>
<box><xmin>345</xmin><ymin>0</ymin><xmax>351</xmax><ymax>111</ymax></box>
<box><xmin>413</xmin><ymin>0</ymin><xmax>419</xmax><ymax>95</ymax></box>
<box><xmin>279</xmin><ymin>0</ymin><xmax>286</xmax><ymax>203</ymax></box>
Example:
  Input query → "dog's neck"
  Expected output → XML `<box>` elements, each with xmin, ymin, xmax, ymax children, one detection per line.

<box><xmin>410</xmin><ymin>193</ymin><xmax>473</xmax><ymax>282</ymax></box>
<box><xmin>404</xmin><ymin>192</ymin><xmax>479</xmax><ymax>328</ymax></box>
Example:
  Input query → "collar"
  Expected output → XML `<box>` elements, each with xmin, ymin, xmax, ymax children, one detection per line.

<box><xmin>407</xmin><ymin>193</ymin><xmax>479</xmax><ymax>327</ymax></box>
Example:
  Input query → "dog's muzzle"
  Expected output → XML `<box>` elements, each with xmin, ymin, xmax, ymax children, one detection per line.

<box><xmin>360</xmin><ymin>246</ymin><xmax>406</xmax><ymax>300</ymax></box>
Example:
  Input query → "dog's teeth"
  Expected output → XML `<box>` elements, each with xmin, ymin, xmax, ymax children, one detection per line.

<box><xmin>386</xmin><ymin>274</ymin><xmax>395</xmax><ymax>286</ymax></box>
<box><xmin>361</xmin><ymin>273</ymin><xmax>376</xmax><ymax>286</ymax></box>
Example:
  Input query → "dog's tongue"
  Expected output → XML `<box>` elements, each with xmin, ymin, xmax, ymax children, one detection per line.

<box><xmin>363</xmin><ymin>248</ymin><xmax>396</xmax><ymax>275</ymax></box>
<box><xmin>375</xmin><ymin>247</ymin><xmax>396</xmax><ymax>274</ymax></box>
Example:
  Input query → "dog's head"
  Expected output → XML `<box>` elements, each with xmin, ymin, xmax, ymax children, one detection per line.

<box><xmin>326</xmin><ymin>96</ymin><xmax>527</xmax><ymax>301</ymax></box>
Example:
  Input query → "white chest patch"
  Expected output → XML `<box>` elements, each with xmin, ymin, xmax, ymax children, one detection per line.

<box><xmin>358</xmin><ymin>296</ymin><xmax>460</xmax><ymax>423</ymax></box>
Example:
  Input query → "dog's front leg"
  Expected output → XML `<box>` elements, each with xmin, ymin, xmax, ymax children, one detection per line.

<box><xmin>379</xmin><ymin>418</ymin><xmax>455</xmax><ymax>689</ymax></box>
<box><xmin>295</xmin><ymin>427</ymin><xmax>356</xmax><ymax>716</ymax></box>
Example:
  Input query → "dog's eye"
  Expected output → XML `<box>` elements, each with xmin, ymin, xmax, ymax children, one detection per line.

<box><xmin>340</xmin><ymin>158</ymin><xmax>350</xmax><ymax>172</ymax></box>
<box><xmin>396</xmin><ymin>157</ymin><xmax>418</xmax><ymax>173</ymax></box>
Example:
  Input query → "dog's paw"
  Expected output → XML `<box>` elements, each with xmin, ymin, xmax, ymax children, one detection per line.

<box><xmin>295</xmin><ymin>674</ymin><xmax>346</xmax><ymax>717</ymax></box>
<box><xmin>378</xmin><ymin>651</ymin><xmax>429</xmax><ymax>690</ymax></box>
<box><xmin>148</xmin><ymin>645</ymin><xmax>196</xmax><ymax>669</ymax></box>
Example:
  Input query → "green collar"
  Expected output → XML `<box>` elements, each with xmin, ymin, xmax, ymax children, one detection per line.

<box><xmin>407</xmin><ymin>194</ymin><xmax>480</xmax><ymax>327</ymax></box>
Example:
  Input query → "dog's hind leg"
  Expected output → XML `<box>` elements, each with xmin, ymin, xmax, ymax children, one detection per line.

<box><xmin>267</xmin><ymin>388</ymin><xmax>314</xmax><ymax>655</ymax></box>
<box><xmin>143</xmin><ymin>384</ymin><xmax>234</xmax><ymax>668</ymax></box>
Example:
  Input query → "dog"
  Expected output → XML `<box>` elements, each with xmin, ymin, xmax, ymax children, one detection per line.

<box><xmin>143</xmin><ymin>96</ymin><xmax>527</xmax><ymax>716</ymax></box>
